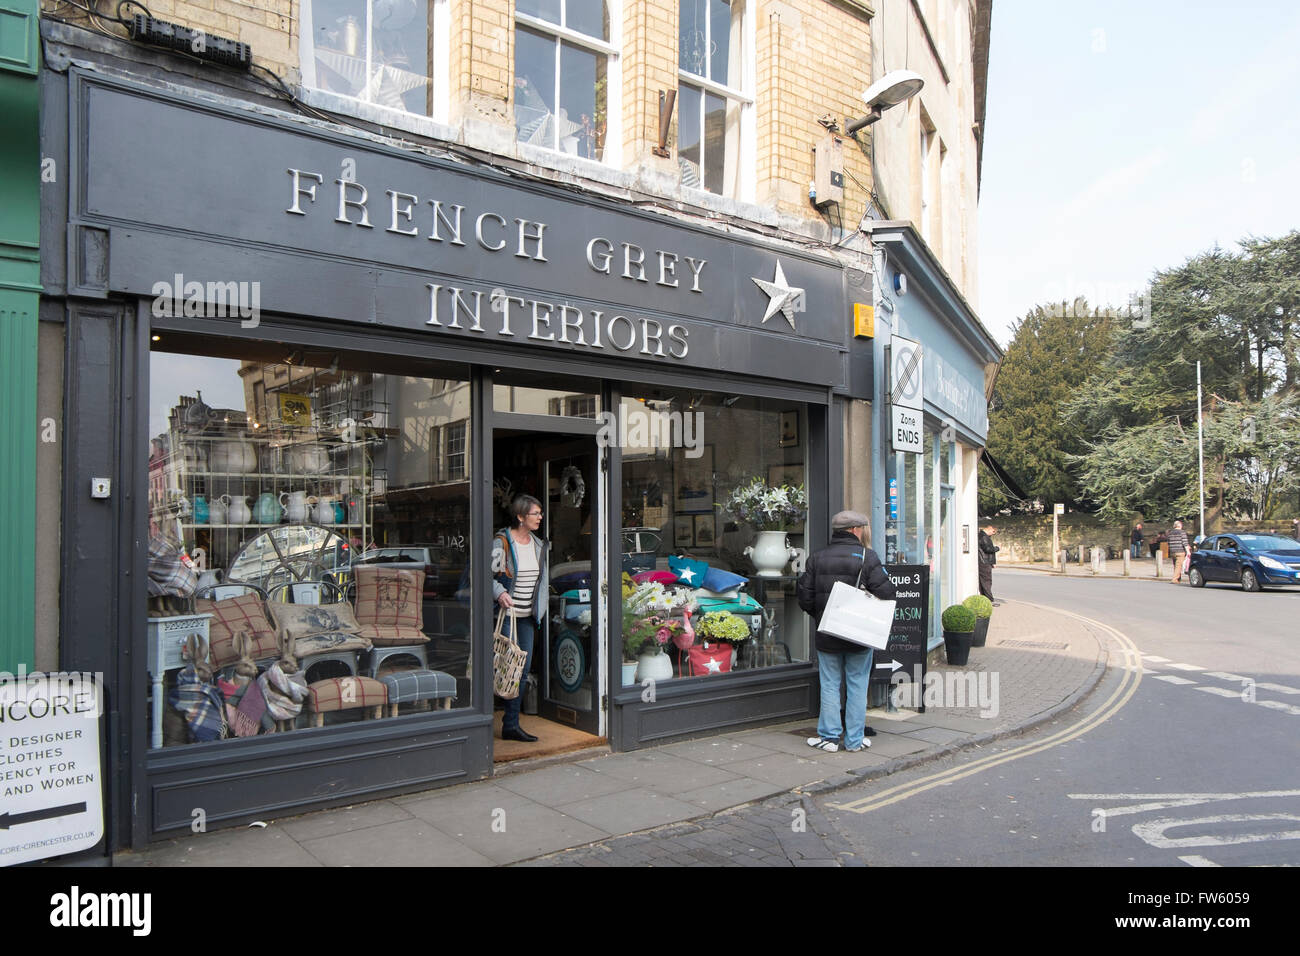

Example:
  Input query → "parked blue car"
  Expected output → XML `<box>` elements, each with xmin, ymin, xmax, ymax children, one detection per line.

<box><xmin>1188</xmin><ymin>533</ymin><xmax>1300</xmax><ymax>591</ymax></box>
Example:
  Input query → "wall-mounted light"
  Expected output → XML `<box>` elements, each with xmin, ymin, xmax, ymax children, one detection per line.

<box><xmin>844</xmin><ymin>70</ymin><xmax>925</xmax><ymax>137</ymax></box>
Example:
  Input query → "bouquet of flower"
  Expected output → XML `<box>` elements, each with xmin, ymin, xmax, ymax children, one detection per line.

<box><xmin>693</xmin><ymin>610</ymin><xmax>751</xmax><ymax>645</ymax></box>
<box><xmin>719</xmin><ymin>478</ymin><xmax>807</xmax><ymax>531</ymax></box>
<box><xmin>622</xmin><ymin>613</ymin><xmax>685</xmax><ymax>660</ymax></box>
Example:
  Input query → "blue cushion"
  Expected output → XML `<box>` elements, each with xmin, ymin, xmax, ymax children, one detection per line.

<box><xmin>552</xmin><ymin>571</ymin><xmax>591</xmax><ymax>590</ymax></box>
<box><xmin>668</xmin><ymin>555</ymin><xmax>709</xmax><ymax>587</ymax></box>
<box><xmin>702</xmin><ymin>568</ymin><xmax>748</xmax><ymax>592</ymax></box>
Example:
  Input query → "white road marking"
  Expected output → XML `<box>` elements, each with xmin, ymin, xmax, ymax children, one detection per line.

<box><xmin>1131</xmin><ymin>813</ymin><xmax>1300</xmax><ymax>850</ymax></box>
<box><xmin>1141</xmin><ymin>655</ymin><xmax>1171</xmax><ymax>663</ymax></box>
<box><xmin>1257</xmin><ymin>682</ymin><xmax>1300</xmax><ymax>696</ymax></box>
<box><xmin>1257</xmin><ymin>700</ymin><xmax>1300</xmax><ymax>716</ymax></box>
<box><xmin>1194</xmin><ymin>686</ymin><xmax>1242</xmax><ymax>699</ymax></box>
<box><xmin>1070</xmin><ymin>790</ymin><xmax>1300</xmax><ymax>801</ymax></box>
<box><xmin>1151</xmin><ymin>675</ymin><xmax>1197</xmax><ymax>685</ymax></box>
<box><xmin>1178</xmin><ymin>855</ymin><xmax>1221</xmax><ymax>867</ymax></box>
<box><xmin>1167</xmin><ymin>662</ymin><xmax>1205</xmax><ymax>671</ymax></box>
<box><xmin>1203</xmin><ymin>671</ymin><xmax>1248</xmax><ymax>682</ymax></box>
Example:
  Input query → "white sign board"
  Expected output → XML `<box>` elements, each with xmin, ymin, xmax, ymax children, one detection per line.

<box><xmin>0</xmin><ymin>673</ymin><xmax>104</xmax><ymax>866</ymax></box>
<box><xmin>890</xmin><ymin>334</ymin><xmax>924</xmax><ymax>410</ymax></box>
<box><xmin>892</xmin><ymin>405</ymin><xmax>924</xmax><ymax>454</ymax></box>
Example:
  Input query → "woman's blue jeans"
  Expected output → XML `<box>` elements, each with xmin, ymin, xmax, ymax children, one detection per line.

<box><xmin>501</xmin><ymin>614</ymin><xmax>536</xmax><ymax>732</ymax></box>
<box><xmin>817</xmin><ymin>647</ymin><xmax>874</xmax><ymax>750</ymax></box>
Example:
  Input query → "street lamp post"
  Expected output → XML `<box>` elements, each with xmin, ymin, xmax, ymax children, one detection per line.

<box><xmin>1197</xmin><ymin>361</ymin><xmax>1205</xmax><ymax>537</ymax></box>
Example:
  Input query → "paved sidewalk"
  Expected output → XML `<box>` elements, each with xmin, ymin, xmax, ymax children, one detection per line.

<box><xmin>112</xmin><ymin>599</ymin><xmax>1109</xmax><ymax>868</ymax></box>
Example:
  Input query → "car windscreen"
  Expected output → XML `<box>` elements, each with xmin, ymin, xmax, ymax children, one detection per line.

<box><xmin>1237</xmin><ymin>534</ymin><xmax>1300</xmax><ymax>551</ymax></box>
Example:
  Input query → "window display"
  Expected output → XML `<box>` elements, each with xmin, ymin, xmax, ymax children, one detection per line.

<box><xmin>147</xmin><ymin>343</ymin><xmax>472</xmax><ymax>748</ymax></box>
<box><xmin>617</xmin><ymin>388</ymin><xmax>810</xmax><ymax>681</ymax></box>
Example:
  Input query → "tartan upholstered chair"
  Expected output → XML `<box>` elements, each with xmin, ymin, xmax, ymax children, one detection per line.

<box><xmin>351</xmin><ymin>565</ymin><xmax>430</xmax><ymax>673</ymax></box>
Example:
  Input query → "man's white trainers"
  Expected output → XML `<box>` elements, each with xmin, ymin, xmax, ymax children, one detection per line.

<box><xmin>807</xmin><ymin>737</ymin><xmax>839</xmax><ymax>752</ymax></box>
<box><xmin>845</xmin><ymin>740</ymin><xmax>871</xmax><ymax>752</ymax></box>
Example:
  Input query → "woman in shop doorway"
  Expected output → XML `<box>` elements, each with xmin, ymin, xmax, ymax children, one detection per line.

<box><xmin>492</xmin><ymin>495</ymin><xmax>548</xmax><ymax>742</ymax></box>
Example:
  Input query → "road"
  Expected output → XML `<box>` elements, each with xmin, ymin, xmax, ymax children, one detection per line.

<box><xmin>815</xmin><ymin>569</ymin><xmax>1300</xmax><ymax>866</ymax></box>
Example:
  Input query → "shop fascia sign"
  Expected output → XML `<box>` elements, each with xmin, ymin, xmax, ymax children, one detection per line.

<box><xmin>285</xmin><ymin>169</ymin><xmax>807</xmax><ymax>364</ymax></box>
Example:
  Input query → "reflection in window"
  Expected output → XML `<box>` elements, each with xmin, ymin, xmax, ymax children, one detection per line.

<box><xmin>678</xmin><ymin>0</ymin><xmax>748</xmax><ymax>196</ymax></box>
<box><xmin>304</xmin><ymin>0</ymin><xmax>440</xmax><ymax>117</ymax></box>
<box><xmin>147</xmin><ymin>346</ymin><xmax>472</xmax><ymax>749</ymax></box>
<box><xmin>515</xmin><ymin>0</ymin><xmax>613</xmax><ymax>160</ymax></box>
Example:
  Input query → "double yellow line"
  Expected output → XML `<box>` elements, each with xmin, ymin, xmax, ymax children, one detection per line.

<box><xmin>827</xmin><ymin>604</ymin><xmax>1143</xmax><ymax>815</ymax></box>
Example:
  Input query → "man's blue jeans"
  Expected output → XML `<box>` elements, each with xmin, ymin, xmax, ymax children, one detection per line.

<box><xmin>501</xmin><ymin>614</ymin><xmax>536</xmax><ymax>732</ymax></box>
<box><xmin>817</xmin><ymin>646</ymin><xmax>874</xmax><ymax>750</ymax></box>
<box><xmin>1131</xmin><ymin>543</ymin><xmax>1142</xmax><ymax>559</ymax></box>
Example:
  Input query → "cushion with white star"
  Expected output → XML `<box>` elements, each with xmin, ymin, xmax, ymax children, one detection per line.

<box><xmin>668</xmin><ymin>555</ymin><xmax>709</xmax><ymax>587</ymax></box>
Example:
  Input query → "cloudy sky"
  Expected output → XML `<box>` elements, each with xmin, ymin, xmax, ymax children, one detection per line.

<box><xmin>978</xmin><ymin>0</ymin><xmax>1300</xmax><ymax>345</ymax></box>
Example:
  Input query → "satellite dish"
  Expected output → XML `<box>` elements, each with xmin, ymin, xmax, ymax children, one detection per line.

<box><xmin>862</xmin><ymin>70</ymin><xmax>925</xmax><ymax>110</ymax></box>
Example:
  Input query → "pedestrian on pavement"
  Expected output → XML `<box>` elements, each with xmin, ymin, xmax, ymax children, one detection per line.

<box><xmin>491</xmin><ymin>494</ymin><xmax>548</xmax><ymax>743</ymax></box>
<box><xmin>797</xmin><ymin>510</ymin><xmax>896</xmax><ymax>754</ymax></box>
<box><xmin>1130</xmin><ymin>522</ymin><xmax>1144</xmax><ymax>560</ymax></box>
<box><xmin>1151</xmin><ymin>530</ymin><xmax>1166</xmax><ymax>559</ymax></box>
<box><xmin>1167</xmin><ymin>519</ymin><xmax>1191</xmax><ymax>584</ymax></box>
<box><xmin>978</xmin><ymin>525</ymin><xmax>999</xmax><ymax>601</ymax></box>
<box><xmin>1291</xmin><ymin>518</ymin><xmax>1299</xmax><ymax>542</ymax></box>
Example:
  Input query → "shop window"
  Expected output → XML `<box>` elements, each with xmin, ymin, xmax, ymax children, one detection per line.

<box><xmin>515</xmin><ymin>0</ymin><xmax>617</xmax><ymax>162</ymax></box>
<box><xmin>146</xmin><ymin>343</ymin><xmax>472</xmax><ymax>749</ymax></box>
<box><xmin>618</xmin><ymin>389</ymin><xmax>809</xmax><ymax>682</ymax></box>
<box><xmin>677</xmin><ymin>0</ymin><xmax>752</xmax><ymax>197</ymax></box>
<box><xmin>494</xmin><ymin>381</ymin><xmax>602</xmax><ymax>416</ymax></box>
<box><xmin>300</xmin><ymin>0</ymin><xmax>449</xmax><ymax>122</ymax></box>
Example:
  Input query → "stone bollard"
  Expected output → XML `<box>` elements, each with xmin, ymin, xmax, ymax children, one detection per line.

<box><xmin>1154</xmin><ymin>552</ymin><xmax>1163</xmax><ymax>578</ymax></box>
<box><xmin>1078</xmin><ymin>545</ymin><xmax>1086</xmax><ymax>565</ymax></box>
<box><xmin>1123</xmin><ymin>550</ymin><xmax>1131</xmax><ymax>576</ymax></box>
<box><xmin>1058</xmin><ymin>549</ymin><xmax>1068</xmax><ymax>571</ymax></box>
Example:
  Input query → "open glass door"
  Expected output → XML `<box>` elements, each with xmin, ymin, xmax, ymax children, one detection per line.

<box><xmin>540</xmin><ymin>440</ymin><xmax>602</xmax><ymax>734</ymax></box>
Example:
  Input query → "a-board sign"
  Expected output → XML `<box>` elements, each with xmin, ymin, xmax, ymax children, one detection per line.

<box><xmin>0</xmin><ymin>672</ymin><xmax>104</xmax><ymax>866</ymax></box>
<box><xmin>871</xmin><ymin>566</ymin><xmax>930</xmax><ymax>711</ymax></box>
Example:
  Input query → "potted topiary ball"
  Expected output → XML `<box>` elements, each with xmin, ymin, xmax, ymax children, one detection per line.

<box><xmin>941</xmin><ymin>604</ymin><xmax>977</xmax><ymax>666</ymax></box>
<box><xmin>963</xmin><ymin>595</ymin><xmax>993</xmax><ymax>647</ymax></box>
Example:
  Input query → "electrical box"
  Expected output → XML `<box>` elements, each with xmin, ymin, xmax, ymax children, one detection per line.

<box><xmin>812</xmin><ymin>133</ymin><xmax>845</xmax><ymax>207</ymax></box>
<box><xmin>853</xmin><ymin>303</ymin><xmax>874</xmax><ymax>338</ymax></box>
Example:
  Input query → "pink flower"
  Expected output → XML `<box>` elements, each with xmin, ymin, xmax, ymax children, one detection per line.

<box><xmin>655</xmin><ymin>627</ymin><xmax>671</xmax><ymax>644</ymax></box>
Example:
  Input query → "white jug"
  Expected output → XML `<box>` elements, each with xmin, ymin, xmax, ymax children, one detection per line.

<box><xmin>208</xmin><ymin>496</ymin><xmax>228</xmax><ymax>525</ymax></box>
<box><xmin>313</xmin><ymin>496</ymin><xmax>336</xmax><ymax>525</ymax></box>
<box><xmin>222</xmin><ymin>494</ymin><xmax>252</xmax><ymax>524</ymax></box>
<box><xmin>281</xmin><ymin>490</ymin><xmax>310</xmax><ymax>523</ymax></box>
<box><xmin>209</xmin><ymin>439</ymin><xmax>258</xmax><ymax>474</ymax></box>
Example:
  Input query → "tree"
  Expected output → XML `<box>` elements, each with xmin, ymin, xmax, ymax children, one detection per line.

<box><xmin>1066</xmin><ymin>232</ymin><xmax>1300</xmax><ymax>528</ymax></box>
<box><xmin>981</xmin><ymin>297</ymin><xmax>1115</xmax><ymax>512</ymax></box>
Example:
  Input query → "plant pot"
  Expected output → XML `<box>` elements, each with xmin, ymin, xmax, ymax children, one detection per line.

<box><xmin>745</xmin><ymin>530</ymin><xmax>798</xmax><ymax>576</ymax></box>
<box><xmin>635</xmin><ymin>649</ymin><xmax>674</xmax><ymax>682</ymax></box>
<box><xmin>972</xmin><ymin>616</ymin><xmax>989</xmax><ymax>647</ymax></box>
<box><xmin>622</xmin><ymin>661</ymin><xmax>639</xmax><ymax>686</ymax></box>
<box><xmin>943</xmin><ymin>630</ymin><xmax>973</xmax><ymax>666</ymax></box>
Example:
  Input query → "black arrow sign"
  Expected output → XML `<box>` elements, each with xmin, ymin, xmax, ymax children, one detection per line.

<box><xmin>0</xmin><ymin>802</ymin><xmax>87</xmax><ymax>830</ymax></box>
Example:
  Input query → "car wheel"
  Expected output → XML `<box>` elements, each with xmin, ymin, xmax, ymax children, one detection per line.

<box><xmin>1241</xmin><ymin>569</ymin><xmax>1260</xmax><ymax>592</ymax></box>
<box><xmin>1189</xmin><ymin>568</ymin><xmax>1205</xmax><ymax>588</ymax></box>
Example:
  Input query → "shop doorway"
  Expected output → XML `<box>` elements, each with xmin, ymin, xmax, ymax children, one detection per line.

<box><xmin>492</xmin><ymin>428</ymin><xmax>605</xmax><ymax>750</ymax></box>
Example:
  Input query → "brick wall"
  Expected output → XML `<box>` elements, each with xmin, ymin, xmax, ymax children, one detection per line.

<box><xmin>43</xmin><ymin>0</ymin><xmax>299</xmax><ymax>77</ymax></box>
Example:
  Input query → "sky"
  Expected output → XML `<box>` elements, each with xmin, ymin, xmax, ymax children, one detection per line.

<box><xmin>978</xmin><ymin>0</ymin><xmax>1300</xmax><ymax>346</ymax></box>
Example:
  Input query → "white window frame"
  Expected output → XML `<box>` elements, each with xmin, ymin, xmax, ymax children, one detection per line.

<box><xmin>514</xmin><ymin>4</ymin><xmax>623</xmax><ymax>168</ymax></box>
<box><xmin>677</xmin><ymin>0</ymin><xmax>755</xmax><ymax>201</ymax></box>
<box><xmin>299</xmin><ymin>0</ymin><xmax>451</xmax><ymax>135</ymax></box>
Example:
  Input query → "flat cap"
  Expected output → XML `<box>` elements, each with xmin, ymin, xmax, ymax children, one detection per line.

<box><xmin>831</xmin><ymin>510</ymin><xmax>869</xmax><ymax>530</ymax></box>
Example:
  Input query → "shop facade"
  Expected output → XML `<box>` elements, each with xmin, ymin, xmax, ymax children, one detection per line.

<box><xmin>40</xmin><ymin>46</ymin><xmax>864</xmax><ymax>848</ymax></box>
<box><xmin>866</xmin><ymin>221</ymin><xmax>1000</xmax><ymax>647</ymax></box>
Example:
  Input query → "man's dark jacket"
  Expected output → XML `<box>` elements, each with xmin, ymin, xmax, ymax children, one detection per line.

<box><xmin>797</xmin><ymin>529</ymin><xmax>897</xmax><ymax>654</ymax></box>
<box><xmin>978</xmin><ymin>530</ymin><xmax>999</xmax><ymax>566</ymax></box>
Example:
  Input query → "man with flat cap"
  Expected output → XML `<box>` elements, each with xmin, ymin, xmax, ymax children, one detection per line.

<box><xmin>797</xmin><ymin>509</ymin><xmax>896</xmax><ymax>753</ymax></box>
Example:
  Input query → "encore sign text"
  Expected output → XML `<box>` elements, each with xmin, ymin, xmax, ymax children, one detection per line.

<box><xmin>286</xmin><ymin>168</ymin><xmax>707</xmax><ymax>360</ymax></box>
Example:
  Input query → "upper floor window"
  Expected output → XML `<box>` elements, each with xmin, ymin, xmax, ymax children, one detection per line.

<box><xmin>677</xmin><ymin>0</ymin><xmax>752</xmax><ymax>197</ymax></box>
<box><xmin>515</xmin><ymin>0</ymin><xmax>618</xmax><ymax>162</ymax></box>
<box><xmin>301</xmin><ymin>0</ymin><xmax>448</xmax><ymax>121</ymax></box>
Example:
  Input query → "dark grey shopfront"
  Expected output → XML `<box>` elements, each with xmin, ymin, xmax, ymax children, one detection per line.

<box><xmin>42</xmin><ymin>57</ymin><xmax>863</xmax><ymax>849</ymax></box>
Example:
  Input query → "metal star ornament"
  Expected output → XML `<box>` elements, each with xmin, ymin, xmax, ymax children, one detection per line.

<box><xmin>752</xmin><ymin>260</ymin><xmax>804</xmax><ymax>330</ymax></box>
